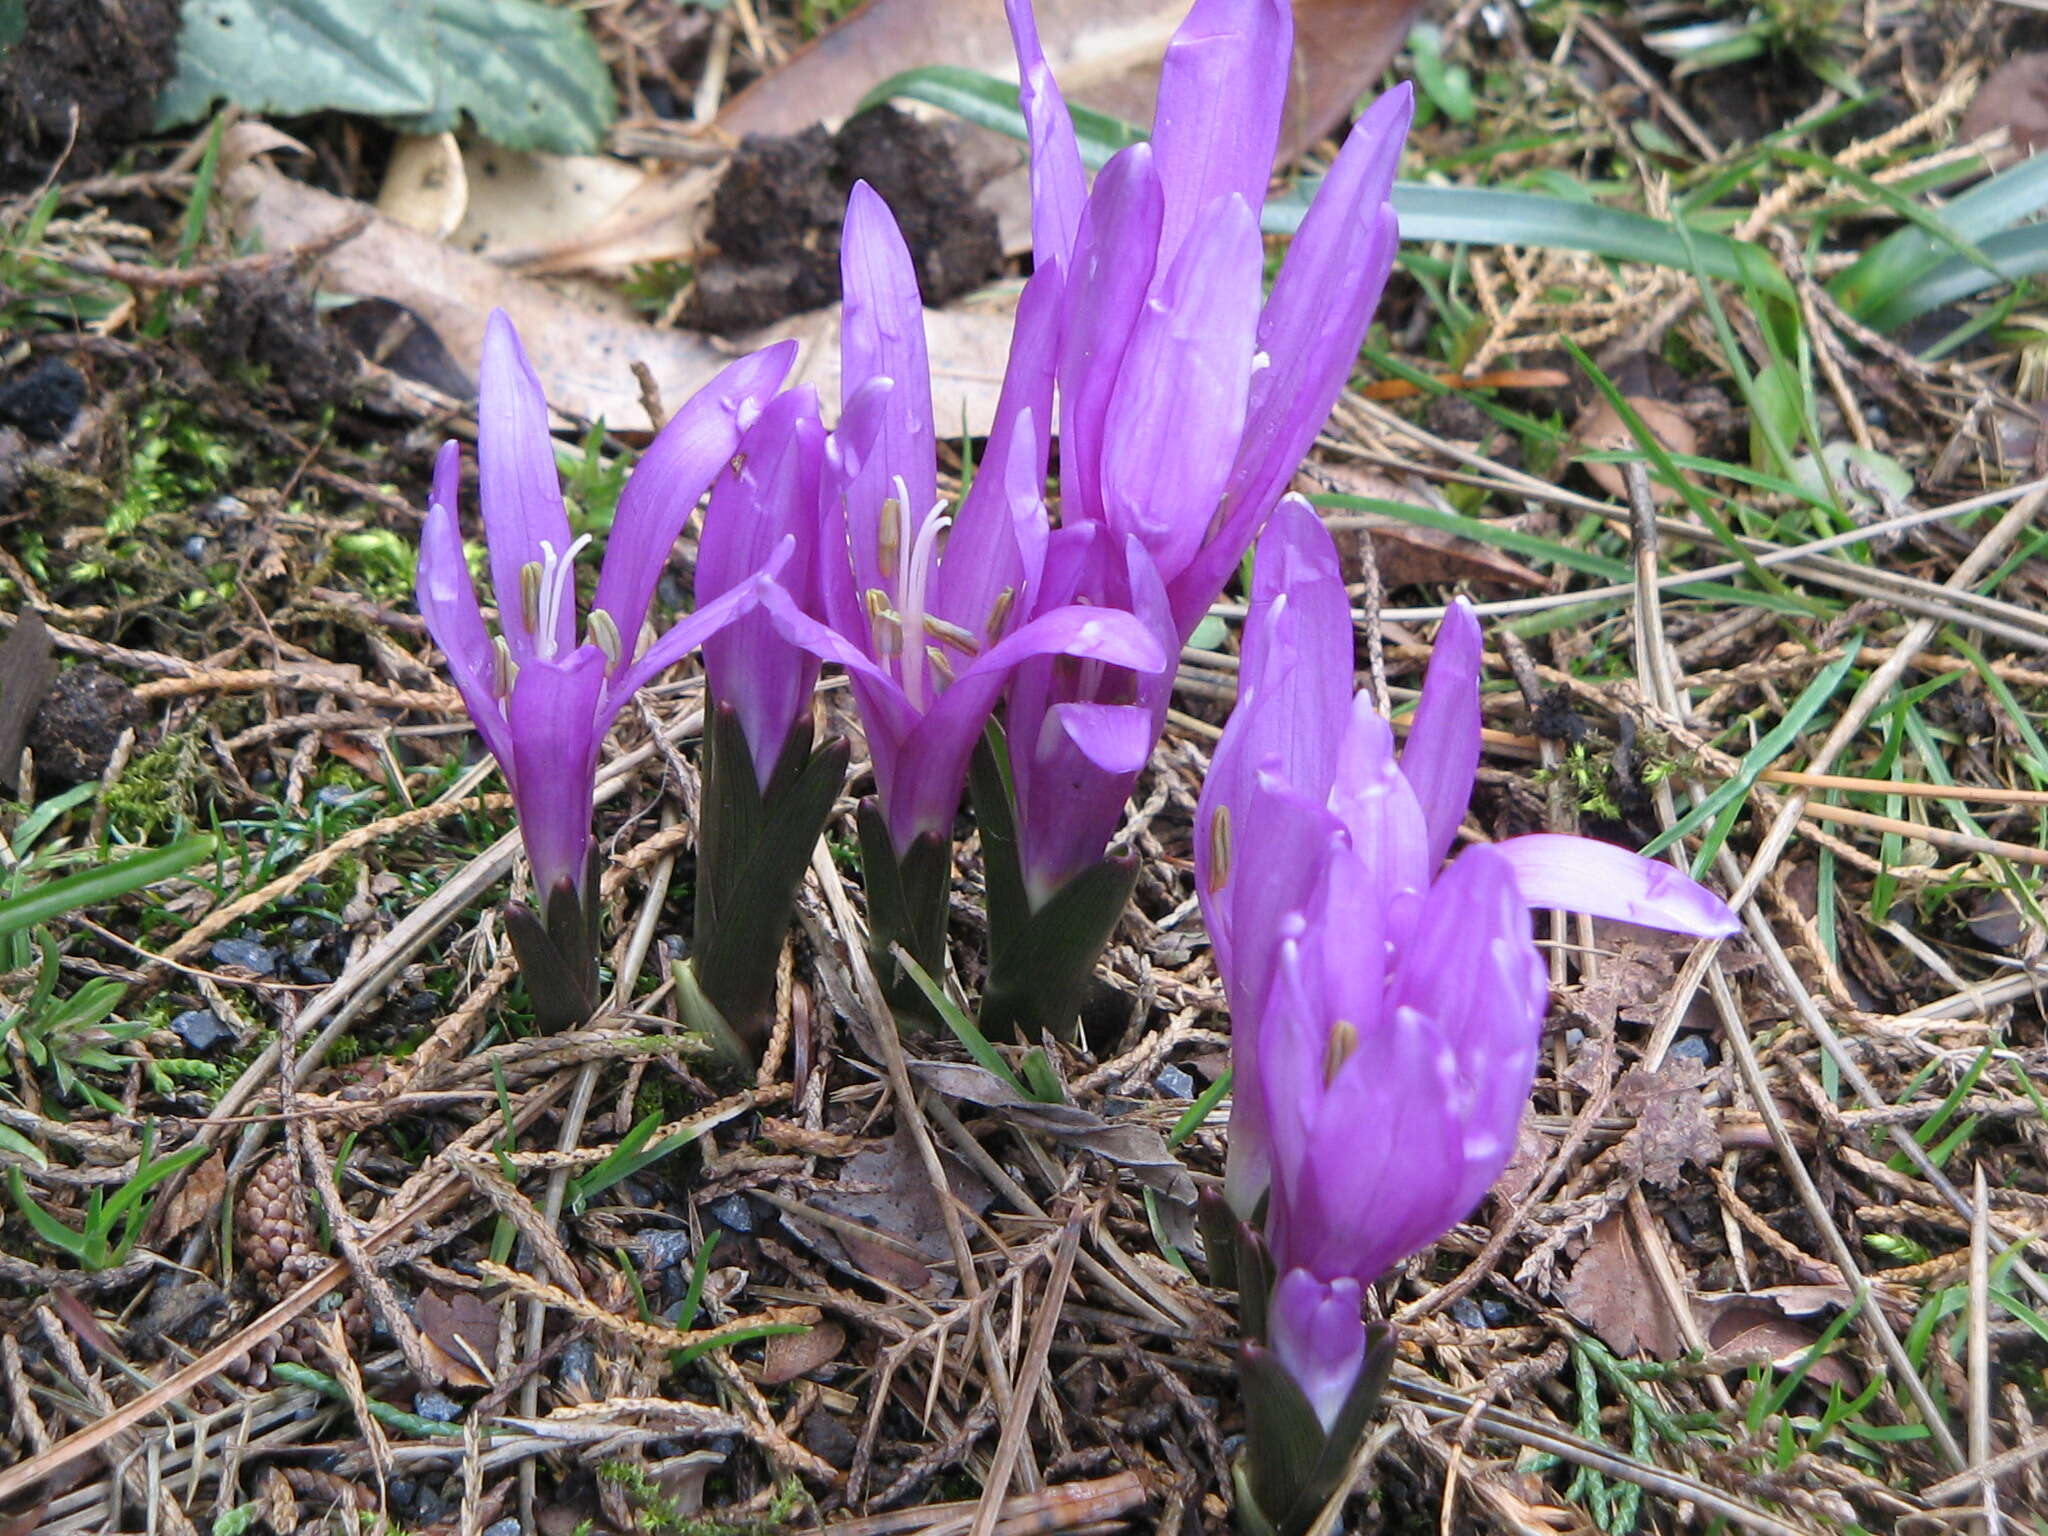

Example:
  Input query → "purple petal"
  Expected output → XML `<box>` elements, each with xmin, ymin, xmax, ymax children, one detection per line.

<box><xmin>1243</xmin><ymin>498</ymin><xmax>1355</xmax><ymax>797</ymax></box>
<box><xmin>935</xmin><ymin>264</ymin><xmax>1062</xmax><ymax>643</ymax></box>
<box><xmin>1491</xmin><ymin>834</ymin><xmax>1742</xmax><ymax>937</ymax></box>
<box><xmin>1172</xmin><ymin>87</ymin><xmax>1410</xmax><ymax>636</ymax></box>
<box><xmin>878</xmin><ymin>600</ymin><xmax>1167</xmax><ymax>854</ymax></box>
<box><xmin>841</xmin><ymin>183</ymin><xmax>936</xmax><ymax>521</ymax></box>
<box><xmin>604</xmin><ymin>537</ymin><xmax>794</xmax><ymax>728</ymax></box>
<box><xmin>1149</xmin><ymin>0</ymin><xmax>1291</xmax><ymax>274</ymax></box>
<box><xmin>1326</xmin><ymin>699</ymin><xmax>1430</xmax><ymax>930</ymax></box>
<box><xmin>1101</xmin><ymin>192</ymin><xmax>1262</xmax><ymax>583</ymax></box>
<box><xmin>504</xmin><ymin>647</ymin><xmax>607</xmax><ymax>901</ymax></box>
<box><xmin>478</xmin><ymin>309</ymin><xmax>575</xmax><ymax>664</ymax></box>
<box><xmin>1399</xmin><ymin>594</ymin><xmax>1482</xmax><ymax>871</ymax></box>
<box><xmin>415</xmin><ymin>482</ymin><xmax>511</xmax><ymax>771</ymax></box>
<box><xmin>699</xmin><ymin>387</ymin><xmax>826</xmax><ymax>786</ymax></box>
<box><xmin>1052</xmin><ymin>702</ymin><xmax>1154</xmax><ymax>775</ymax></box>
<box><xmin>1004</xmin><ymin>0</ymin><xmax>1086</xmax><ymax>268</ymax></box>
<box><xmin>1268</xmin><ymin>1270</ymin><xmax>1367</xmax><ymax>1431</ymax></box>
<box><xmin>594</xmin><ymin>339</ymin><xmax>797</xmax><ymax>651</ymax></box>
<box><xmin>1058</xmin><ymin>145</ymin><xmax>1163</xmax><ymax>521</ymax></box>
<box><xmin>822</xmin><ymin>373</ymin><xmax>897</xmax><ymax>644</ymax></box>
<box><xmin>756</xmin><ymin>578</ymin><xmax>920</xmax><ymax>811</ymax></box>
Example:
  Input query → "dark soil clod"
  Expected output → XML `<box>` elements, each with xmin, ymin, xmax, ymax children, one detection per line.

<box><xmin>25</xmin><ymin>663</ymin><xmax>144</xmax><ymax>785</ymax></box>
<box><xmin>0</xmin><ymin>359</ymin><xmax>89</xmax><ymax>443</ymax></box>
<box><xmin>684</xmin><ymin>105</ymin><xmax>1002</xmax><ymax>335</ymax></box>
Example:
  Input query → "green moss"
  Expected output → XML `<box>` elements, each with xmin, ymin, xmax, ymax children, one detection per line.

<box><xmin>103</xmin><ymin>732</ymin><xmax>203</xmax><ymax>842</ymax></box>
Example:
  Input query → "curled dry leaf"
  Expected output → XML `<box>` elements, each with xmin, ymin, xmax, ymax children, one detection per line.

<box><xmin>909</xmin><ymin>1058</ymin><xmax>1196</xmax><ymax>1202</ymax></box>
<box><xmin>1960</xmin><ymin>54</ymin><xmax>2048</xmax><ymax>172</ymax></box>
<box><xmin>1571</xmin><ymin>395</ymin><xmax>1698</xmax><ymax>505</ymax></box>
<box><xmin>758</xmin><ymin>1320</ymin><xmax>846</xmax><ymax>1386</ymax></box>
<box><xmin>157</xmin><ymin>1149</ymin><xmax>227</xmax><ymax>1242</ymax></box>
<box><xmin>1695</xmin><ymin>1286</ymin><xmax>1857</xmax><ymax>1390</ymax></box>
<box><xmin>228</xmin><ymin>149</ymin><xmax>1018</xmax><ymax>436</ymax></box>
<box><xmin>376</xmin><ymin>133</ymin><xmax>468</xmax><ymax>241</ymax></box>
<box><xmin>1556</xmin><ymin>1212</ymin><xmax>1688</xmax><ymax>1360</ymax></box>
<box><xmin>1319</xmin><ymin>464</ymin><xmax>1546</xmax><ymax>591</ymax></box>
<box><xmin>415</xmin><ymin>1286</ymin><xmax>501</xmax><ymax>1388</ymax></box>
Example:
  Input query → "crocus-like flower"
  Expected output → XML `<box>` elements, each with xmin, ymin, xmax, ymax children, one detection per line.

<box><xmin>687</xmin><ymin>387</ymin><xmax>852</xmax><ymax>1055</ymax></box>
<box><xmin>1199</xmin><ymin>502</ymin><xmax>1739</xmax><ymax>1451</ymax></box>
<box><xmin>757</xmin><ymin>183</ymin><xmax>1166</xmax><ymax>1001</ymax></box>
<box><xmin>1006</xmin><ymin>0</ymin><xmax>1410</xmax><ymax>641</ymax></box>
<box><xmin>416</xmin><ymin>310</ymin><xmax>796</xmax><ymax>1027</ymax></box>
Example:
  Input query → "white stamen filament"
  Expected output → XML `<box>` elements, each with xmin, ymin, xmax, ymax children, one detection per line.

<box><xmin>891</xmin><ymin>476</ymin><xmax>952</xmax><ymax>712</ymax></box>
<box><xmin>530</xmin><ymin>534</ymin><xmax>593</xmax><ymax>660</ymax></box>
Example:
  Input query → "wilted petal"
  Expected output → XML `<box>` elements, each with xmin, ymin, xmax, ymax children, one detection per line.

<box><xmin>1058</xmin><ymin>145</ymin><xmax>1163</xmax><ymax>521</ymax></box>
<box><xmin>593</xmin><ymin>339</ymin><xmax>796</xmax><ymax>650</ymax></box>
<box><xmin>1491</xmin><ymin>834</ymin><xmax>1741</xmax><ymax>937</ymax></box>
<box><xmin>1149</xmin><ymin>0</ymin><xmax>1290</xmax><ymax>273</ymax></box>
<box><xmin>1399</xmin><ymin>593</ymin><xmax>1481</xmax><ymax>870</ymax></box>
<box><xmin>478</xmin><ymin>309</ymin><xmax>575</xmax><ymax>664</ymax></box>
<box><xmin>503</xmin><ymin>647</ymin><xmax>608</xmax><ymax>902</ymax></box>
<box><xmin>841</xmin><ymin>183</ymin><xmax>937</xmax><ymax>521</ymax></box>
<box><xmin>1101</xmin><ymin>192</ymin><xmax>1262</xmax><ymax>583</ymax></box>
<box><xmin>1004</xmin><ymin>0</ymin><xmax>1086</xmax><ymax>268</ymax></box>
<box><xmin>1268</xmin><ymin>1270</ymin><xmax>1366</xmax><ymax>1431</ymax></box>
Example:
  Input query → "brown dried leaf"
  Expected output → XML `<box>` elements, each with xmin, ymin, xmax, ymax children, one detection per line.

<box><xmin>1320</xmin><ymin>466</ymin><xmax>1546</xmax><ymax>591</ymax></box>
<box><xmin>1695</xmin><ymin>1288</ymin><xmax>1856</xmax><ymax>1391</ymax></box>
<box><xmin>1961</xmin><ymin>55</ymin><xmax>2048</xmax><ymax>171</ymax></box>
<box><xmin>1614</xmin><ymin>1059</ymin><xmax>1720</xmax><ymax>1190</ymax></box>
<box><xmin>227</xmin><ymin>154</ymin><xmax>1015</xmax><ymax>437</ymax></box>
<box><xmin>158</xmin><ymin>1150</ymin><xmax>226</xmax><ymax>1242</ymax></box>
<box><xmin>1556</xmin><ymin>1213</ymin><xmax>1687</xmax><ymax>1359</ymax></box>
<box><xmin>909</xmin><ymin>1058</ymin><xmax>1196</xmax><ymax>1201</ymax></box>
<box><xmin>758</xmin><ymin>1320</ymin><xmax>846</xmax><ymax>1386</ymax></box>
<box><xmin>416</xmin><ymin>1287</ymin><xmax>500</xmax><ymax>1390</ymax></box>
<box><xmin>1572</xmin><ymin>396</ymin><xmax>1698</xmax><ymax>505</ymax></box>
<box><xmin>798</xmin><ymin>1123</ymin><xmax>996</xmax><ymax>1296</ymax></box>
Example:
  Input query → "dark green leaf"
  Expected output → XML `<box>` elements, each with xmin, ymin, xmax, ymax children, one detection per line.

<box><xmin>158</xmin><ymin>0</ymin><xmax>615</xmax><ymax>155</ymax></box>
<box><xmin>976</xmin><ymin>855</ymin><xmax>1137</xmax><ymax>1044</ymax></box>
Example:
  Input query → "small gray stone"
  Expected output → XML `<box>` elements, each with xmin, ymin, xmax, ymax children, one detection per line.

<box><xmin>481</xmin><ymin>1519</ymin><xmax>523</xmax><ymax>1536</ymax></box>
<box><xmin>169</xmin><ymin>1008</ymin><xmax>237</xmax><ymax>1055</ymax></box>
<box><xmin>1480</xmin><ymin>1300</ymin><xmax>1513</xmax><ymax>1327</ymax></box>
<box><xmin>209</xmin><ymin>937</ymin><xmax>277</xmax><ymax>976</ymax></box>
<box><xmin>640</xmin><ymin>1229</ymin><xmax>693</xmax><ymax>1273</ymax></box>
<box><xmin>1450</xmin><ymin>1298</ymin><xmax>1487</xmax><ymax>1330</ymax></box>
<box><xmin>413</xmin><ymin>1389</ymin><xmax>463</xmax><ymax>1423</ymax></box>
<box><xmin>181</xmin><ymin>534</ymin><xmax>211</xmax><ymax>563</ymax></box>
<box><xmin>1670</xmin><ymin>1033</ymin><xmax>1716</xmax><ymax>1067</ymax></box>
<box><xmin>708</xmin><ymin>1194</ymin><xmax>755</xmax><ymax>1234</ymax></box>
<box><xmin>1154</xmin><ymin>1063</ymin><xmax>1195</xmax><ymax>1099</ymax></box>
<box><xmin>316</xmin><ymin>784</ymin><xmax>362</xmax><ymax>809</ymax></box>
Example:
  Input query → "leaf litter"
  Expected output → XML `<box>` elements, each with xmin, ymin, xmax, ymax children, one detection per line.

<box><xmin>4</xmin><ymin>2</ymin><xmax>2048</xmax><ymax>1534</ymax></box>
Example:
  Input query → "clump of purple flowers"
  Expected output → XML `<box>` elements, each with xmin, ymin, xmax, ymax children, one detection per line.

<box><xmin>1198</xmin><ymin>502</ymin><xmax>1739</xmax><ymax>1533</ymax></box>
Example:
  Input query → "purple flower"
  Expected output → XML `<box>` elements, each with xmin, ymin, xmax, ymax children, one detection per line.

<box><xmin>416</xmin><ymin>310</ymin><xmax>796</xmax><ymax>913</ymax></box>
<box><xmin>989</xmin><ymin>0</ymin><xmax>1410</xmax><ymax>919</ymax></box>
<box><xmin>1196</xmin><ymin>500</ymin><xmax>1739</xmax><ymax>1297</ymax></box>
<box><xmin>758</xmin><ymin>184</ymin><xmax>1166</xmax><ymax>860</ymax></box>
<box><xmin>1006</xmin><ymin>0</ymin><xmax>1411</xmax><ymax>639</ymax></box>
<box><xmin>1267</xmin><ymin>1270</ymin><xmax>1367</xmax><ymax>1431</ymax></box>
<box><xmin>697</xmin><ymin>385</ymin><xmax>828</xmax><ymax>789</ymax></box>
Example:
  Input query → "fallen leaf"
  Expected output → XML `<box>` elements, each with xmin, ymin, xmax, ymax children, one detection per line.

<box><xmin>1557</xmin><ymin>1213</ymin><xmax>1687</xmax><ymax>1359</ymax></box>
<box><xmin>416</xmin><ymin>1287</ymin><xmax>501</xmax><ymax>1389</ymax></box>
<box><xmin>909</xmin><ymin>1058</ymin><xmax>1196</xmax><ymax>1201</ymax></box>
<box><xmin>758</xmin><ymin>1320</ymin><xmax>846</xmax><ymax>1385</ymax></box>
<box><xmin>1614</xmin><ymin>1059</ymin><xmax>1720</xmax><ymax>1190</ymax></box>
<box><xmin>1572</xmin><ymin>395</ymin><xmax>1698</xmax><ymax>505</ymax></box>
<box><xmin>449</xmin><ymin>141</ymin><xmax>668</xmax><ymax>268</ymax></box>
<box><xmin>227</xmin><ymin>148</ymin><xmax>1017</xmax><ymax>436</ymax></box>
<box><xmin>796</xmin><ymin>1123</ymin><xmax>996</xmax><ymax>1297</ymax></box>
<box><xmin>376</xmin><ymin>132</ymin><xmax>468</xmax><ymax>241</ymax></box>
<box><xmin>1961</xmin><ymin>54</ymin><xmax>2048</xmax><ymax>171</ymax></box>
<box><xmin>1320</xmin><ymin>465</ymin><xmax>1547</xmax><ymax>591</ymax></box>
<box><xmin>1554</xmin><ymin>925</ymin><xmax>1704</xmax><ymax>1034</ymax></box>
<box><xmin>158</xmin><ymin>1150</ymin><xmax>227</xmax><ymax>1241</ymax></box>
<box><xmin>1695</xmin><ymin>1287</ymin><xmax>1856</xmax><ymax>1390</ymax></box>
